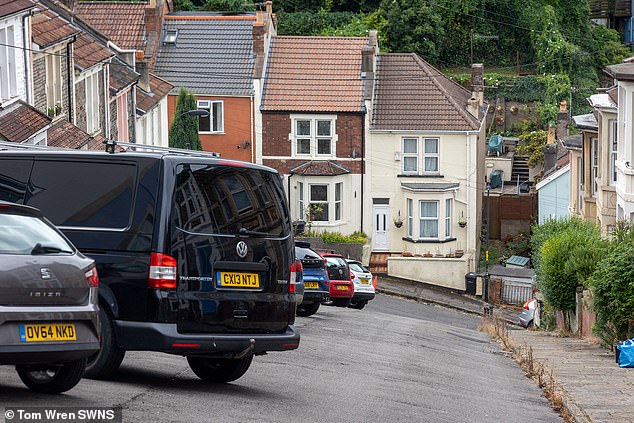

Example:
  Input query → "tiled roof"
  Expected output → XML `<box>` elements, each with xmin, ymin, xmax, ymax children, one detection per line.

<box><xmin>400</xmin><ymin>182</ymin><xmax>460</xmax><ymax>192</ymax></box>
<box><xmin>0</xmin><ymin>0</ymin><xmax>34</xmax><ymax>18</ymax></box>
<box><xmin>154</xmin><ymin>13</ymin><xmax>256</xmax><ymax>96</ymax></box>
<box><xmin>262</xmin><ymin>36</ymin><xmax>368</xmax><ymax>112</ymax></box>
<box><xmin>0</xmin><ymin>100</ymin><xmax>51</xmax><ymax>142</ymax></box>
<box><xmin>562</xmin><ymin>134</ymin><xmax>583</xmax><ymax>150</ymax></box>
<box><xmin>110</xmin><ymin>57</ymin><xmax>139</xmax><ymax>94</ymax></box>
<box><xmin>84</xmin><ymin>134</ymin><xmax>106</xmax><ymax>150</ymax></box>
<box><xmin>47</xmin><ymin>120</ymin><xmax>91</xmax><ymax>149</ymax></box>
<box><xmin>372</xmin><ymin>54</ymin><xmax>481</xmax><ymax>131</ymax></box>
<box><xmin>31</xmin><ymin>7</ymin><xmax>79</xmax><ymax>48</ymax></box>
<box><xmin>75</xmin><ymin>1</ymin><xmax>147</xmax><ymax>51</ymax></box>
<box><xmin>136</xmin><ymin>74</ymin><xmax>174</xmax><ymax>114</ymax></box>
<box><xmin>289</xmin><ymin>160</ymin><xmax>350</xmax><ymax>176</ymax></box>
<box><xmin>74</xmin><ymin>33</ymin><xmax>114</xmax><ymax>71</ymax></box>
<box><xmin>607</xmin><ymin>86</ymin><xmax>618</xmax><ymax>105</ymax></box>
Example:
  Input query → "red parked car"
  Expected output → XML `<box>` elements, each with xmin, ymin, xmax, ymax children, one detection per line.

<box><xmin>319</xmin><ymin>252</ymin><xmax>354</xmax><ymax>307</ymax></box>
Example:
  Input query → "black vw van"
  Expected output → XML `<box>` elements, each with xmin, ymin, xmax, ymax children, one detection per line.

<box><xmin>0</xmin><ymin>147</ymin><xmax>300</xmax><ymax>383</ymax></box>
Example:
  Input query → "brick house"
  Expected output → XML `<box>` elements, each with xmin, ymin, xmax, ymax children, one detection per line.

<box><xmin>155</xmin><ymin>9</ymin><xmax>274</xmax><ymax>160</ymax></box>
<box><xmin>260</xmin><ymin>35</ymin><xmax>370</xmax><ymax>234</ymax></box>
<box><xmin>0</xmin><ymin>0</ymin><xmax>51</xmax><ymax>145</ymax></box>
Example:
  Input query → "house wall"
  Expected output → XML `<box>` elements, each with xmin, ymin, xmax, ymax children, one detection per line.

<box><xmin>74</xmin><ymin>66</ymin><xmax>106</xmax><ymax>137</ymax></box>
<box><xmin>387</xmin><ymin>255</ymin><xmax>472</xmax><ymax>291</ymax></box>
<box><xmin>109</xmin><ymin>99</ymin><xmax>118</xmax><ymax>139</ymax></box>
<box><xmin>596</xmin><ymin>107</ymin><xmax>618</xmax><ymax>234</ymax></box>
<box><xmin>537</xmin><ymin>167</ymin><xmax>570</xmax><ymax>224</ymax></box>
<box><xmin>167</xmin><ymin>94</ymin><xmax>253</xmax><ymax>162</ymax></box>
<box><xmin>568</xmin><ymin>148</ymin><xmax>583</xmax><ymax>217</ymax></box>
<box><xmin>136</xmin><ymin>96</ymin><xmax>169</xmax><ymax>147</ymax></box>
<box><xmin>581</xmin><ymin>131</ymin><xmax>598</xmax><ymax>220</ymax></box>
<box><xmin>485</xmin><ymin>156</ymin><xmax>513</xmax><ymax>182</ymax></box>
<box><xmin>366</xmin><ymin>130</ymin><xmax>480</xmax><ymax>259</ymax></box>
<box><xmin>615</xmin><ymin>80</ymin><xmax>634</xmax><ymax>223</ymax></box>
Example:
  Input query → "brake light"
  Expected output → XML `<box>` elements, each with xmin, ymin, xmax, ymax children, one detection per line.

<box><xmin>148</xmin><ymin>252</ymin><xmax>177</xmax><ymax>289</ymax></box>
<box><xmin>523</xmin><ymin>299</ymin><xmax>535</xmax><ymax>310</ymax></box>
<box><xmin>289</xmin><ymin>260</ymin><xmax>302</xmax><ymax>293</ymax></box>
<box><xmin>85</xmin><ymin>266</ymin><xmax>99</xmax><ymax>287</ymax></box>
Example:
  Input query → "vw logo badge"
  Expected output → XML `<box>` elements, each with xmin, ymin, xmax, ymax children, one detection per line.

<box><xmin>236</xmin><ymin>241</ymin><xmax>248</xmax><ymax>258</ymax></box>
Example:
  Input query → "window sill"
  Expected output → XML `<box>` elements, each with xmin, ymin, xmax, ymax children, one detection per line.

<box><xmin>402</xmin><ymin>237</ymin><xmax>457</xmax><ymax>244</ymax></box>
<box><xmin>397</xmin><ymin>174</ymin><xmax>444</xmax><ymax>178</ymax></box>
<box><xmin>199</xmin><ymin>132</ymin><xmax>225</xmax><ymax>135</ymax></box>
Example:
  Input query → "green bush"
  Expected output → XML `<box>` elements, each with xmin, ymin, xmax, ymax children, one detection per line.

<box><xmin>516</xmin><ymin>130</ymin><xmax>548</xmax><ymax>168</ymax></box>
<box><xmin>301</xmin><ymin>230</ymin><xmax>367</xmax><ymax>244</ymax></box>
<box><xmin>533</xmin><ymin>218</ymin><xmax>607</xmax><ymax>312</ymax></box>
<box><xmin>590</xmin><ymin>240</ymin><xmax>634</xmax><ymax>346</ymax></box>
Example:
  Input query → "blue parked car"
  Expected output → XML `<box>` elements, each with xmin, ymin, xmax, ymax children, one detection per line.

<box><xmin>295</xmin><ymin>242</ymin><xmax>329</xmax><ymax>317</ymax></box>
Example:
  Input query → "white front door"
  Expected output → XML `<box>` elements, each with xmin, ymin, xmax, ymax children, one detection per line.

<box><xmin>372</xmin><ymin>205</ymin><xmax>390</xmax><ymax>251</ymax></box>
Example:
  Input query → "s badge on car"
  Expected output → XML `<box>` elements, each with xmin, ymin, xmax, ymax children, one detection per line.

<box><xmin>40</xmin><ymin>268</ymin><xmax>52</xmax><ymax>279</ymax></box>
<box><xmin>236</xmin><ymin>241</ymin><xmax>248</xmax><ymax>258</ymax></box>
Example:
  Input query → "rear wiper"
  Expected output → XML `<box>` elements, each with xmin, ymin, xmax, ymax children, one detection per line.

<box><xmin>238</xmin><ymin>228</ymin><xmax>269</xmax><ymax>238</ymax></box>
<box><xmin>30</xmin><ymin>243</ymin><xmax>72</xmax><ymax>255</ymax></box>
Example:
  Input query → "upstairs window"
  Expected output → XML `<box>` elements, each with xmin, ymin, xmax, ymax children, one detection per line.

<box><xmin>292</xmin><ymin>116</ymin><xmax>335</xmax><ymax>157</ymax></box>
<box><xmin>46</xmin><ymin>52</ymin><xmax>63</xmax><ymax>114</ymax></box>
<box><xmin>85</xmin><ymin>72</ymin><xmax>100</xmax><ymax>134</ymax></box>
<box><xmin>610</xmin><ymin>120</ymin><xmax>617</xmax><ymax>186</ymax></box>
<box><xmin>400</xmin><ymin>137</ymin><xmax>440</xmax><ymax>174</ymax></box>
<box><xmin>424</xmin><ymin>138</ymin><xmax>439</xmax><ymax>173</ymax></box>
<box><xmin>402</xmin><ymin>138</ymin><xmax>418</xmax><ymax>174</ymax></box>
<box><xmin>198</xmin><ymin>100</ymin><xmax>223</xmax><ymax>133</ymax></box>
<box><xmin>0</xmin><ymin>25</ymin><xmax>18</xmax><ymax>102</ymax></box>
<box><xmin>591</xmin><ymin>138</ymin><xmax>599</xmax><ymax>197</ymax></box>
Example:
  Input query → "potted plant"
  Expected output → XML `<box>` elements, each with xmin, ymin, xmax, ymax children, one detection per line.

<box><xmin>54</xmin><ymin>102</ymin><xmax>62</xmax><ymax>116</ymax></box>
<box><xmin>458</xmin><ymin>212</ymin><xmax>467</xmax><ymax>228</ymax></box>
<box><xmin>393</xmin><ymin>211</ymin><xmax>403</xmax><ymax>228</ymax></box>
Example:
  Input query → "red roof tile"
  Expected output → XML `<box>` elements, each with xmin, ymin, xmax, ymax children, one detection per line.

<box><xmin>47</xmin><ymin>120</ymin><xmax>91</xmax><ymax>148</ymax></box>
<box><xmin>31</xmin><ymin>8</ymin><xmax>79</xmax><ymax>48</ymax></box>
<box><xmin>74</xmin><ymin>33</ymin><xmax>114</xmax><ymax>70</ymax></box>
<box><xmin>136</xmin><ymin>73</ymin><xmax>174</xmax><ymax>113</ymax></box>
<box><xmin>0</xmin><ymin>0</ymin><xmax>34</xmax><ymax>18</ymax></box>
<box><xmin>289</xmin><ymin>160</ymin><xmax>350</xmax><ymax>176</ymax></box>
<box><xmin>75</xmin><ymin>1</ymin><xmax>147</xmax><ymax>51</ymax></box>
<box><xmin>607</xmin><ymin>86</ymin><xmax>618</xmax><ymax>105</ymax></box>
<box><xmin>0</xmin><ymin>100</ymin><xmax>51</xmax><ymax>142</ymax></box>
<box><xmin>372</xmin><ymin>54</ymin><xmax>481</xmax><ymax>131</ymax></box>
<box><xmin>262</xmin><ymin>36</ymin><xmax>368</xmax><ymax>112</ymax></box>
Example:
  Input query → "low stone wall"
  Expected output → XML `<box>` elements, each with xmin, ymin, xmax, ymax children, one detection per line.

<box><xmin>295</xmin><ymin>237</ymin><xmax>364</xmax><ymax>261</ymax></box>
<box><xmin>387</xmin><ymin>254</ymin><xmax>473</xmax><ymax>291</ymax></box>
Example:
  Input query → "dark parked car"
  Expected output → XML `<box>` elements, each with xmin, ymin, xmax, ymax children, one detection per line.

<box><xmin>0</xmin><ymin>201</ymin><xmax>100</xmax><ymax>393</ymax></box>
<box><xmin>319</xmin><ymin>252</ymin><xmax>354</xmax><ymax>307</ymax></box>
<box><xmin>0</xmin><ymin>146</ymin><xmax>300</xmax><ymax>383</ymax></box>
<box><xmin>294</xmin><ymin>242</ymin><xmax>329</xmax><ymax>317</ymax></box>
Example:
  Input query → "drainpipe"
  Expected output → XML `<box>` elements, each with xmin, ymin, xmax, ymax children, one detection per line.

<box><xmin>67</xmin><ymin>35</ymin><xmax>77</xmax><ymax>124</ymax></box>
<box><xmin>22</xmin><ymin>10</ymin><xmax>34</xmax><ymax>104</ymax></box>
<box><xmin>360</xmin><ymin>114</ymin><xmax>365</xmax><ymax>233</ymax></box>
<box><xmin>287</xmin><ymin>173</ymin><xmax>293</xmax><ymax>215</ymax></box>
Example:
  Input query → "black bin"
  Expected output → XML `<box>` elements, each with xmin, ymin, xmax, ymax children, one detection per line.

<box><xmin>465</xmin><ymin>272</ymin><xmax>477</xmax><ymax>295</ymax></box>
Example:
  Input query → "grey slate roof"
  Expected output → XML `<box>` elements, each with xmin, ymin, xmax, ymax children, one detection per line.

<box><xmin>572</xmin><ymin>113</ymin><xmax>598</xmax><ymax>131</ymax></box>
<box><xmin>153</xmin><ymin>13</ymin><xmax>255</xmax><ymax>96</ymax></box>
<box><xmin>400</xmin><ymin>182</ymin><xmax>460</xmax><ymax>192</ymax></box>
<box><xmin>489</xmin><ymin>264</ymin><xmax>535</xmax><ymax>279</ymax></box>
<box><xmin>562</xmin><ymin>134</ymin><xmax>583</xmax><ymax>150</ymax></box>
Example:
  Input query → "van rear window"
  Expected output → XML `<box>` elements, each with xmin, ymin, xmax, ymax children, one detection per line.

<box><xmin>174</xmin><ymin>164</ymin><xmax>290</xmax><ymax>237</ymax></box>
<box><xmin>28</xmin><ymin>161</ymin><xmax>136</xmax><ymax>229</ymax></box>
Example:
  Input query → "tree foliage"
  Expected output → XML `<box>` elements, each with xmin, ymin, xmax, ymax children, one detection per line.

<box><xmin>516</xmin><ymin>130</ymin><xmax>547</xmax><ymax>167</ymax></box>
<box><xmin>169</xmin><ymin>87</ymin><xmax>201</xmax><ymax>150</ymax></box>
<box><xmin>590</xmin><ymin>240</ymin><xmax>634</xmax><ymax>346</ymax></box>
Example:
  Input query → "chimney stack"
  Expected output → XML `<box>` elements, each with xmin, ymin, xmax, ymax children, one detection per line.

<box><xmin>266</xmin><ymin>0</ymin><xmax>272</xmax><ymax>15</ymax></box>
<box><xmin>361</xmin><ymin>30</ymin><xmax>378</xmax><ymax>102</ymax></box>
<box><xmin>556</xmin><ymin>100</ymin><xmax>569</xmax><ymax>141</ymax></box>
<box><xmin>471</xmin><ymin>63</ymin><xmax>484</xmax><ymax>107</ymax></box>
<box><xmin>135</xmin><ymin>52</ymin><xmax>150</xmax><ymax>92</ymax></box>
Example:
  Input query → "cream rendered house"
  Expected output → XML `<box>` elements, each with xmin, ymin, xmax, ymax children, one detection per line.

<box><xmin>605</xmin><ymin>63</ymin><xmax>634</xmax><ymax>223</ymax></box>
<box><xmin>365</xmin><ymin>58</ymin><xmax>487</xmax><ymax>290</ymax></box>
<box><xmin>568</xmin><ymin>91</ymin><xmax>619</xmax><ymax>234</ymax></box>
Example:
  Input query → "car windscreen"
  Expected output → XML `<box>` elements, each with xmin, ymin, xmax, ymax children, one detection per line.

<box><xmin>348</xmin><ymin>262</ymin><xmax>368</xmax><ymax>273</ymax></box>
<box><xmin>295</xmin><ymin>246</ymin><xmax>324</xmax><ymax>268</ymax></box>
<box><xmin>173</xmin><ymin>164</ymin><xmax>290</xmax><ymax>237</ymax></box>
<box><xmin>0</xmin><ymin>213</ymin><xmax>73</xmax><ymax>255</ymax></box>
<box><xmin>325</xmin><ymin>257</ymin><xmax>350</xmax><ymax>280</ymax></box>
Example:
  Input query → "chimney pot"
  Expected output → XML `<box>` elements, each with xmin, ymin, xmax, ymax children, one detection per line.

<box><xmin>266</xmin><ymin>0</ymin><xmax>272</xmax><ymax>15</ymax></box>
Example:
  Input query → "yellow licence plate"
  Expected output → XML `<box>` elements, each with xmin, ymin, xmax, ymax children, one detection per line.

<box><xmin>216</xmin><ymin>272</ymin><xmax>260</xmax><ymax>288</ymax></box>
<box><xmin>304</xmin><ymin>281</ymin><xmax>320</xmax><ymax>289</ymax></box>
<box><xmin>335</xmin><ymin>285</ymin><xmax>350</xmax><ymax>291</ymax></box>
<box><xmin>360</xmin><ymin>278</ymin><xmax>370</xmax><ymax>285</ymax></box>
<box><xmin>19</xmin><ymin>323</ymin><xmax>76</xmax><ymax>342</ymax></box>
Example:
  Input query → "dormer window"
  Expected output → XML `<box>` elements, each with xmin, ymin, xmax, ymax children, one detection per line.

<box><xmin>163</xmin><ymin>30</ymin><xmax>178</xmax><ymax>45</ymax></box>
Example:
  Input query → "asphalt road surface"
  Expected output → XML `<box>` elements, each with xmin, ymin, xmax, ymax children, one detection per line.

<box><xmin>0</xmin><ymin>294</ymin><xmax>561</xmax><ymax>422</ymax></box>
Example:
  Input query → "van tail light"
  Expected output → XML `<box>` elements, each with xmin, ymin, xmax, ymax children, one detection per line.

<box><xmin>85</xmin><ymin>266</ymin><xmax>99</xmax><ymax>287</ymax></box>
<box><xmin>523</xmin><ymin>299</ymin><xmax>536</xmax><ymax>310</ymax></box>
<box><xmin>148</xmin><ymin>252</ymin><xmax>177</xmax><ymax>289</ymax></box>
<box><xmin>289</xmin><ymin>260</ymin><xmax>302</xmax><ymax>293</ymax></box>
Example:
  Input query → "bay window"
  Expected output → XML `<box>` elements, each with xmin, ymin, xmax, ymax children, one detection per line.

<box><xmin>419</xmin><ymin>201</ymin><xmax>438</xmax><ymax>239</ymax></box>
<box><xmin>309</xmin><ymin>184</ymin><xmax>329</xmax><ymax>221</ymax></box>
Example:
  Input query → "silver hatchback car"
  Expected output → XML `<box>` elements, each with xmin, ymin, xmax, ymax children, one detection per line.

<box><xmin>0</xmin><ymin>201</ymin><xmax>100</xmax><ymax>393</ymax></box>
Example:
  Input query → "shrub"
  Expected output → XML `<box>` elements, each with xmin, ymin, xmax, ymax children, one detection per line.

<box><xmin>533</xmin><ymin>218</ymin><xmax>607</xmax><ymax>312</ymax></box>
<box><xmin>301</xmin><ymin>230</ymin><xmax>367</xmax><ymax>244</ymax></box>
<box><xmin>590</xmin><ymin>240</ymin><xmax>634</xmax><ymax>346</ymax></box>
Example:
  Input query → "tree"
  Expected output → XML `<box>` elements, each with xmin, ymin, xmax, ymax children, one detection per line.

<box><xmin>169</xmin><ymin>87</ymin><xmax>201</xmax><ymax>150</ymax></box>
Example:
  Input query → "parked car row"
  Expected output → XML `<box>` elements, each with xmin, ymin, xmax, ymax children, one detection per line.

<box><xmin>0</xmin><ymin>148</ymin><xmax>301</xmax><ymax>393</ymax></box>
<box><xmin>294</xmin><ymin>242</ymin><xmax>376</xmax><ymax>317</ymax></box>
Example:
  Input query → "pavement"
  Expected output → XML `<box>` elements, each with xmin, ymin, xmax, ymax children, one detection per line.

<box><xmin>376</xmin><ymin>276</ymin><xmax>634</xmax><ymax>423</ymax></box>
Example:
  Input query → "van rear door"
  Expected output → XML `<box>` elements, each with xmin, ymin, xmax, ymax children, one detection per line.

<box><xmin>170</xmin><ymin>163</ymin><xmax>293</xmax><ymax>334</ymax></box>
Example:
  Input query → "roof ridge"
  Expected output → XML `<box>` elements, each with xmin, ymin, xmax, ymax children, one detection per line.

<box><xmin>165</xmin><ymin>15</ymin><xmax>255</xmax><ymax>20</ymax></box>
<box><xmin>410</xmin><ymin>54</ymin><xmax>480</xmax><ymax>130</ymax></box>
<box><xmin>274</xmin><ymin>35</ymin><xmax>369</xmax><ymax>41</ymax></box>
